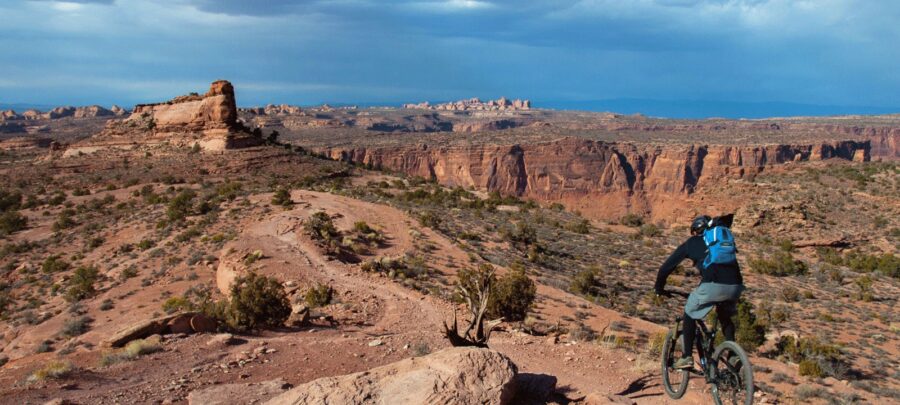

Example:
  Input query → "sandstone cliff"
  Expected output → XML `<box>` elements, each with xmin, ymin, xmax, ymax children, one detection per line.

<box><xmin>315</xmin><ymin>137</ymin><xmax>875</xmax><ymax>221</ymax></box>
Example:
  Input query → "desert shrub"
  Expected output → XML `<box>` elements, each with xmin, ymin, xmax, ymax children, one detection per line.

<box><xmin>570</xmin><ymin>267</ymin><xmax>600</xmax><ymax>296</ymax></box>
<box><xmin>794</xmin><ymin>385</ymin><xmax>827</xmax><ymax>401</ymax></box>
<box><xmin>304</xmin><ymin>212</ymin><xmax>338</xmax><ymax>241</ymax></box>
<box><xmin>638</xmin><ymin>224</ymin><xmax>662</xmax><ymax>237</ymax></box>
<box><xmin>101</xmin><ymin>336</ymin><xmax>162</xmax><ymax>366</ymax></box>
<box><xmin>271</xmin><ymin>187</ymin><xmax>292</xmax><ymax>207</ymax></box>
<box><xmin>774</xmin><ymin>335</ymin><xmax>848</xmax><ymax>379</ymax></box>
<box><xmin>162</xmin><ymin>297</ymin><xmax>191</xmax><ymax>314</ymax></box>
<box><xmin>647</xmin><ymin>330</ymin><xmax>668</xmax><ymax>357</ymax></box>
<box><xmin>166</xmin><ymin>189</ymin><xmax>196</xmax><ymax>222</ymax></box>
<box><xmin>854</xmin><ymin>274</ymin><xmax>874</xmax><ymax>301</ymax></box>
<box><xmin>41</xmin><ymin>255</ymin><xmax>70</xmax><ymax>274</ymax></box>
<box><xmin>488</xmin><ymin>266</ymin><xmax>536</xmax><ymax>322</ymax></box>
<box><xmin>798</xmin><ymin>359</ymin><xmax>824</xmax><ymax>378</ymax></box>
<box><xmin>817</xmin><ymin>247</ymin><xmax>844</xmax><ymax>266</ymax></box>
<box><xmin>732</xmin><ymin>299</ymin><xmax>767</xmax><ymax>353</ymax></box>
<box><xmin>224</xmin><ymin>272</ymin><xmax>290</xmax><ymax>332</ymax></box>
<box><xmin>28</xmin><ymin>360</ymin><xmax>74</xmax><ymax>382</ymax></box>
<box><xmin>0</xmin><ymin>189</ymin><xmax>22</xmax><ymax>212</ymax></box>
<box><xmin>845</xmin><ymin>251</ymin><xmax>899</xmax><ymax>278</ymax></box>
<box><xmin>65</xmin><ymin>265</ymin><xmax>100</xmax><ymax>302</ymax></box>
<box><xmin>52</xmin><ymin>208</ymin><xmax>76</xmax><ymax>231</ymax></box>
<box><xmin>619</xmin><ymin>213</ymin><xmax>644</xmax><ymax>227</ymax></box>
<box><xmin>99</xmin><ymin>299</ymin><xmax>114</xmax><ymax>311</ymax></box>
<box><xmin>119</xmin><ymin>265</ymin><xmax>138</xmax><ymax>280</ymax></box>
<box><xmin>60</xmin><ymin>315</ymin><xmax>92</xmax><ymax>337</ymax></box>
<box><xmin>749</xmin><ymin>251</ymin><xmax>807</xmax><ymax>276</ymax></box>
<box><xmin>304</xmin><ymin>283</ymin><xmax>334</xmax><ymax>308</ymax></box>
<box><xmin>503</xmin><ymin>222</ymin><xmax>537</xmax><ymax>249</ymax></box>
<box><xmin>569</xmin><ymin>323</ymin><xmax>597</xmax><ymax>342</ymax></box>
<box><xmin>0</xmin><ymin>210</ymin><xmax>28</xmax><ymax>235</ymax></box>
<box><xmin>567</xmin><ymin>219</ymin><xmax>591</xmax><ymax>234</ymax></box>
<box><xmin>416</xmin><ymin>211</ymin><xmax>442</xmax><ymax>228</ymax></box>
<box><xmin>777</xmin><ymin>239</ymin><xmax>794</xmax><ymax>252</ymax></box>
<box><xmin>780</xmin><ymin>285</ymin><xmax>801</xmax><ymax>302</ymax></box>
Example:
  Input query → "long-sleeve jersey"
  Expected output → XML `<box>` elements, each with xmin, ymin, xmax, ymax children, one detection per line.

<box><xmin>654</xmin><ymin>235</ymin><xmax>743</xmax><ymax>293</ymax></box>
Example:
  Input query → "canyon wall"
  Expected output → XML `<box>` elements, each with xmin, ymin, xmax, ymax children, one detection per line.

<box><xmin>315</xmin><ymin>137</ymin><xmax>875</xmax><ymax>221</ymax></box>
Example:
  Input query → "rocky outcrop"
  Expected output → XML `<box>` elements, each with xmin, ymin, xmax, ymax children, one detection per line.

<box><xmin>103</xmin><ymin>312</ymin><xmax>218</xmax><ymax>347</ymax></box>
<box><xmin>0</xmin><ymin>110</ymin><xmax>17</xmax><ymax>120</ymax></box>
<box><xmin>404</xmin><ymin>97</ymin><xmax>531</xmax><ymax>111</ymax></box>
<box><xmin>265</xmin><ymin>347</ymin><xmax>518</xmax><ymax>405</ymax></box>
<box><xmin>21</xmin><ymin>109</ymin><xmax>42</xmax><ymax>120</ymax></box>
<box><xmin>128</xmin><ymin>80</ymin><xmax>238</xmax><ymax>133</ymax></box>
<box><xmin>73</xmin><ymin>105</ymin><xmax>116</xmax><ymax>118</ymax></box>
<box><xmin>110</xmin><ymin>105</ymin><xmax>128</xmax><ymax>116</ymax></box>
<box><xmin>189</xmin><ymin>379</ymin><xmax>292</xmax><ymax>405</ymax></box>
<box><xmin>316</xmin><ymin>137</ymin><xmax>873</xmax><ymax>220</ymax></box>
<box><xmin>75</xmin><ymin>80</ymin><xmax>262</xmax><ymax>153</ymax></box>
<box><xmin>45</xmin><ymin>106</ymin><xmax>76</xmax><ymax>119</ymax></box>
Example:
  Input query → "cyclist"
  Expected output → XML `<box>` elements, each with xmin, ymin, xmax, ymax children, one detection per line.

<box><xmin>655</xmin><ymin>215</ymin><xmax>745</xmax><ymax>370</ymax></box>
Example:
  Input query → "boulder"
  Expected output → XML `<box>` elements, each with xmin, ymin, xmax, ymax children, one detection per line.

<box><xmin>206</xmin><ymin>333</ymin><xmax>240</xmax><ymax>346</ymax></box>
<box><xmin>188</xmin><ymin>378</ymin><xmax>292</xmax><ymax>405</ymax></box>
<box><xmin>102</xmin><ymin>314</ymin><xmax>179</xmax><ymax>347</ymax></box>
<box><xmin>190</xmin><ymin>313</ymin><xmax>218</xmax><ymax>333</ymax></box>
<box><xmin>265</xmin><ymin>347</ymin><xmax>517</xmax><ymax>405</ymax></box>
<box><xmin>285</xmin><ymin>304</ymin><xmax>310</xmax><ymax>327</ymax></box>
<box><xmin>167</xmin><ymin>313</ymin><xmax>195</xmax><ymax>334</ymax></box>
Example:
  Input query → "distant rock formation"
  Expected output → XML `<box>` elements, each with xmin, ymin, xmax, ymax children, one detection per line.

<box><xmin>74</xmin><ymin>105</ymin><xmax>116</xmax><ymax>118</ymax></box>
<box><xmin>0</xmin><ymin>105</ymin><xmax>127</xmax><ymax>121</ymax></box>
<box><xmin>69</xmin><ymin>80</ymin><xmax>262</xmax><ymax>154</ymax></box>
<box><xmin>242</xmin><ymin>104</ymin><xmax>303</xmax><ymax>116</ymax></box>
<box><xmin>404</xmin><ymin>97</ymin><xmax>531</xmax><ymax>111</ymax></box>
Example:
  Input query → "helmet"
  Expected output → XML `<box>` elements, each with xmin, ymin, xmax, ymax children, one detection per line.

<box><xmin>690</xmin><ymin>215</ymin><xmax>712</xmax><ymax>235</ymax></box>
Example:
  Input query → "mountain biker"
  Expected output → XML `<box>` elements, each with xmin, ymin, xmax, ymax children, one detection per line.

<box><xmin>655</xmin><ymin>215</ymin><xmax>745</xmax><ymax>370</ymax></box>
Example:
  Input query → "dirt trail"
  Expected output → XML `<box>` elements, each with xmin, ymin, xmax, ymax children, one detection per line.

<box><xmin>241</xmin><ymin>190</ymin><xmax>711</xmax><ymax>404</ymax></box>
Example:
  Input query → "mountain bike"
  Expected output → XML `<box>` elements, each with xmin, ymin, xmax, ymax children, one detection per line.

<box><xmin>659</xmin><ymin>292</ymin><xmax>754</xmax><ymax>405</ymax></box>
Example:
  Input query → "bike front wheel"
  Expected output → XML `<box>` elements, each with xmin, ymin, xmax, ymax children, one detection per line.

<box><xmin>661</xmin><ymin>328</ymin><xmax>690</xmax><ymax>399</ymax></box>
<box><xmin>710</xmin><ymin>340</ymin><xmax>754</xmax><ymax>405</ymax></box>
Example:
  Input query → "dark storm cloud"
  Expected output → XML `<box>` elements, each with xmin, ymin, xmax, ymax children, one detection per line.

<box><xmin>2</xmin><ymin>0</ymin><xmax>899</xmax><ymax>117</ymax></box>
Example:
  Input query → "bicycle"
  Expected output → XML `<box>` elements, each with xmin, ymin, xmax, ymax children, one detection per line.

<box><xmin>659</xmin><ymin>291</ymin><xmax>754</xmax><ymax>405</ymax></box>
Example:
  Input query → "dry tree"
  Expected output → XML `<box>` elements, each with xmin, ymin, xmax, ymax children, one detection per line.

<box><xmin>443</xmin><ymin>264</ymin><xmax>503</xmax><ymax>347</ymax></box>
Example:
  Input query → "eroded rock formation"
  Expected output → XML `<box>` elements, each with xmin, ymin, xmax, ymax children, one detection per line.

<box><xmin>74</xmin><ymin>80</ymin><xmax>262</xmax><ymax>153</ymax></box>
<box><xmin>129</xmin><ymin>80</ymin><xmax>238</xmax><ymax>133</ymax></box>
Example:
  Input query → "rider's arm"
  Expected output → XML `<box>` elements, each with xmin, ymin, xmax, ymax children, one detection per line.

<box><xmin>654</xmin><ymin>241</ymin><xmax>688</xmax><ymax>294</ymax></box>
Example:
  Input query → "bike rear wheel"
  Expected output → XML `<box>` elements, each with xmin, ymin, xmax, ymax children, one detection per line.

<box><xmin>710</xmin><ymin>340</ymin><xmax>754</xmax><ymax>405</ymax></box>
<box><xmin>661</xmin><ymin>328</ymin><xmax>690</xmax><ymax>399</ymax></box>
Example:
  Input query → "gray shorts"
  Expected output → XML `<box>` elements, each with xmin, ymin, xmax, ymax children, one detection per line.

<box><xmin>685</xmin><ymin>282</ymin><xmax>745</xmax><ymax>320</ymax></box>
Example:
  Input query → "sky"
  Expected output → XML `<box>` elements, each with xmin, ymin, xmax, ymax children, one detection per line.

<box><xmin>1</xmin><ymin>0</ymin><xmax>899</xmax><ymax>118</ymax></box>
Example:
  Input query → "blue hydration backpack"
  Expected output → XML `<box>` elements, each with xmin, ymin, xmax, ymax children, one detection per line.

<box><xmin>702</xmin><ymin>224</ymin><xmax>737</xmax><ymax>269</ymax></box>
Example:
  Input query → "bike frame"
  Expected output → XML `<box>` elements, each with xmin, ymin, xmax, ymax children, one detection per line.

<box><xmin>673</xmin><ymin>316</ymin><xmax>720</xmax><ymax>383</ymax></box>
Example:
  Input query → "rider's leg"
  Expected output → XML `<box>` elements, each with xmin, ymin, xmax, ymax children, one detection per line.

<box><xmin>674</xmin><ymin>312</ymin><xmax>696</xmax><ymax>369</ymax></box>
<box><xmin>716</xmin><ymin>302</ymin><xmax>737</xmax><ymax>342</ymax></box>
